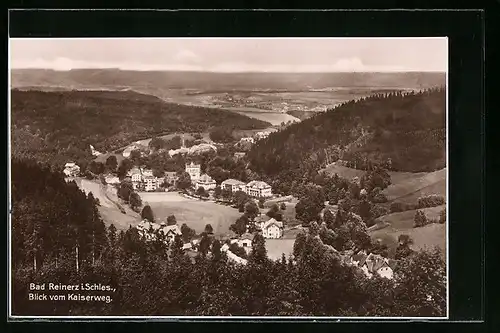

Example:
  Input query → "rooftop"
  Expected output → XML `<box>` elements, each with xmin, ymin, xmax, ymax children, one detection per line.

<box><xmin>261</xmin><ymin>218</ymin><xmax>283</xmax><ymax>229</ymax></box>
<box><xmin>198</xmin><ymin>174</ymin><xmax>216</xmax><ymax>183</ymax></box>
<box><xmin>240</xmin><ymin>233</ymin><xmax>254</xmax><ymax>241</ymax></box>
<box><xmin>222</xmin><ymin>178</ymin><xmax>246</xmax><ymax>186</ymax></box>
<box><xmin>246</xmin><ymin>180</ymin><xmax>271</xmax><ymax>189</ymax></box>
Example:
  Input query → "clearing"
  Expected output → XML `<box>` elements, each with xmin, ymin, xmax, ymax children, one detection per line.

<box><xmin>75</xmin><ymin>178</ymin><xmax>141</xmax><ymax>229</ymax></box>
<box><xmin>321</xmin><ymin>164</ymin><xmax>446</xmax><ymax>205</ymax></box>
<box><xmin>230</xmin><ymin>109</ymin><xmax>300</xmax><ymax>125</ymax></box>
<box><xmin>144</xmin><ymin>192</ymin><xmax>242</xmax><ymax>235</ymax></box>
<box><xmin>369</xmin><ymin>205</ymin><xmax>446</xmax><ymax>258</ymax></box>
<box><xmin>382</xmin><ymin>168</ymin><xmax>446</xmax><ymax>203</ymax></box>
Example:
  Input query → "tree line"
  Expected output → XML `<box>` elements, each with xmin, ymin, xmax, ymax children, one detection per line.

<box><xmin>11</xmin><ymin>158</ymin><xmax>446</xmax><ymax>317</ymax></box>
<box><xmin>10</xmin><ymin>89</ymin><xmax>270</xmax><ymax>169</ymax></box>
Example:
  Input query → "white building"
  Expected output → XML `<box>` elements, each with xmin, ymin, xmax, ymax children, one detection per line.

<box><xmin>63</xmin><ymin>162</ymin><xmax>80</xmax><ymax>177</ymax></box>
<box><xmin>259</xmin><ymin>218</ymin><xmax>283</xmax><ymax>239</ymax></box>
<box><xmin>239</xmin><ymin>137</ymin><xmax>255</xmax><ymax>144</ymax></box>
<box><xmin>234</xmin><ymin>152</ymin><xmax>246</xmax><ymax>160</ymax></box>
<box><xmin>128</xmin><ymin>167</ymin><xmax>142</xmax><ymax>182</ymax></box>
<box><xmin>144</xmin><ymin>175</ymin><xmax>158</xmax><ymax>192</ymax></box>
<box><xmin>136</xmin><ymin>220</ymin><xmax>181</xmax><ymax>244</ymax></box>
<box><xmin>221</xmin><ymin>178</ymin><xmax>246</xmax><ymax>193</ymax></box>
<box><xmin>254</xmin><ymin>131</ymin><xmax>270</xmax><ymax>140</ymax></box>
<box><xmin>237</xmin><ymin>233</ymin><xmax>253</xmax><ymax>254</ymax></box>
<box><xmin>195</xmin><ymin>174</ymin><xmax>217</xmax><ymax>191</ymax></box>
<box><xmin>141</xmin><ymin>168</ymin><xmax>153</xmax><ymax>177</ymax></box>
<box><xmin>245</xmin><ymin>180</ymin><xmax>273</xmax><ymax>198</ymax></box>
<box><xmin>185</xmin><ymin>162</ymin><xmax>201</xmax><ymax>183</ymax></box>
<box><xmin>104</xmin><ymin>175</ymin><xmax>120</xmax><ymax>185</ymax></box>
<box><xmin>89</xmin><ymin>145</ymin><xmax>102</xmax><ymax>157</ymax></box>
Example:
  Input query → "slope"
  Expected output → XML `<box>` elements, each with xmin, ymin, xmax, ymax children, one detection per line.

<box><xmin>10</xmin><ymin>89</ymin><xmax>270</xmax><ymax>167</ymax></box>
<box><xmin>247</xmin><ymin>88</ymin><xmax>445</xmax><ymax>193</ymax></box>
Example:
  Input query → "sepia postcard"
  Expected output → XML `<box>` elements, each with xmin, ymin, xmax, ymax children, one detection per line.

<box><xmin>8</xmin><ymin>37</ymin><xmax>448</xmax><ymax>319</ymax></box>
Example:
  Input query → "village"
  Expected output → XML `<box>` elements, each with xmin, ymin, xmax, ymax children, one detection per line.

<box><xmin>62</xmin><ymin>129</ymin><xmax>400</xmax><ymax>280</ymax></box>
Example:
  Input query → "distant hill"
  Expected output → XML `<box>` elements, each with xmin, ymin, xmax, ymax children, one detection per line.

<box><xmin>11</xmin><ymin>69</ymin><xmax>445</xmax><ymax>92</ymax></box>
<box><xmin>246</xmin><ymin>88</ymin><xmax>446</xmax><ymax>193</ymax></box>
<box><xmin>10</xmin><ymin>89</ymin><xmax>270</xmax><ymax>167</ymax></box>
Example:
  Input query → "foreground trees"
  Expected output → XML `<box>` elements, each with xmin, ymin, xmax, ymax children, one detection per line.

<box><xmin>11</xmin><ymin>158</ymin><xmax>447</xmax><ymax>317</ymax></box>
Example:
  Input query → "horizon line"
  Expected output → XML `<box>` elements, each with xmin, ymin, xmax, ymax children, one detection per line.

<box><xmin>10</xmin><ymin>67</ymin><xmax>446</xmax><ymax>74</ymax></box>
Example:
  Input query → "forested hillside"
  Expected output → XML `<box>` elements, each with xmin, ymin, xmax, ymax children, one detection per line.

<box><xmin>10</xmin><ymin>89</ymin><xmax>270</xmax><ymax>167</ymax></box>
<box><xmin>11</xmin><ymin>159</ymin><xmax>446</xmax><ymax>317</ymax></box>
<box><xmin>247</xmin><ymin>87</ymin><xmax>445</xmax><ymax>194</ymax></box>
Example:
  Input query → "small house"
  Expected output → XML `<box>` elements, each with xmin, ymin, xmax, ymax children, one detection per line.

<box><xmin>237</xmin><ymin>233</ymin><xmax>253</xmax><ymax>250</ymax></box>
<box><xmin>63</xmin><ymin>162</ymin><xmax>80</xmax><ymax>177</ymax></box>
<box><xmin>259</xmin><ymin>218</ymin><xmax>284</xmax><ymax>239</ymax></box>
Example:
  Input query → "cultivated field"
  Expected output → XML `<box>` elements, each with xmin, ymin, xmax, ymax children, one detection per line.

<box><xmin>144</xmin><ymin>192</ymin><xmax>242</xmax><ymax>235</ymax></box>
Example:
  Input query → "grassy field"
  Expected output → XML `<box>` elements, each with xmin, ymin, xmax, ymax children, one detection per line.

<box><xmin>321</xmin><ymin>164</ymin><xmax>367</xmax><ymax>179</ymax></box>
<box><xmin>321</xmin><ymin>164</ymin><xmax>446</xmax><ymax>205</ymax></box>
<box><xmin>145</xmin><ymin>192</ymin><xmax>241</xmax><ymax>235</ymax></box>
<box><xmin>370</xmin><ymin>205</ymin><xmax>446</xmax><ymax>258</ymax></box>
<box><xmin>265</xmin><ymin>239</ymin><xmax>295</xmax><ymax>261</ymax></box>
<box><xmin>382</xmin><ymin>168</ymin><xmax>446</xmax><ymax>203</ymax></box>
<box><xmin>75</xmin><ymin>178</ymin><xmax>141</xmax><ymax>229</ymax></box>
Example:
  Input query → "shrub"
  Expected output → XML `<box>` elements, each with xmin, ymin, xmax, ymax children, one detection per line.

<box><xmin>370</xmin><ymin>205</ymin><xmax>389</xmax><ymax>219</ymax></box>
<box><xmin>371</xmin><ymin>192</ymin><xmax>388</xmax><ymax>203</ymax></box>
<box><xmin>417</xmin><ymin>194</ymin><xmax>445</xmax><ymax>208</ymax></box>
<box><xmin>414</xmin><ymin>210</ymin><xmax>428</xmax><ymax>228</ymax></box>
<box><xmin>439</xmin><ymin>209</ymin><xmax>446</xmax><ymax>224</ymax></box>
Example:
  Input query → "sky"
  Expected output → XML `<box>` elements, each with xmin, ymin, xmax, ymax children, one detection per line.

<box><xmin>10</xmin><ymin>38</ymin><xmax>448</xmax><ymax>73</ymax></box>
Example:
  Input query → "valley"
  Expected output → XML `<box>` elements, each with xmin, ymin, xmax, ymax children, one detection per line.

<box><xmin>11</xmin><ymin>70</ymin><xmax>447</xmax><ymax>265</ymax></box>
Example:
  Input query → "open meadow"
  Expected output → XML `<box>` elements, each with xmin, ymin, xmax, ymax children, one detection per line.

<box><xmin>382</xmin><ymin>168</ymin><xmax>446</xmax><ymax>203</ymax></box>
<box><xmin>75</xmin><ymin>178</ymin><xmax>141</xmax><ymax>229</ymax></box>
<box><xmin>369</xmin><ymin>205</ymin><xmax>446</xmax><ymax>258</ymax></box>
<box><xmin>142</xmin><ymin>192</ymin><xmax>242</xmax><ymax>235</ymax></box>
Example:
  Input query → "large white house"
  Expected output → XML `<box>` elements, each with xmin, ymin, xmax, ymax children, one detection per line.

<box><xmin>245</xmin><ymin>180</ymin><xmax>273</xmax><ymax>198</ymax></box>
<box><xmin>144</xmin><ymin>175</ymin><xmax>158</xmax><ymax>192</ymax></box>
<box><xmin>195</xmin><ymin>174</ymin><xmax>217</xmax><ymax>191</ymax></box>
<box><xmin>185</xmin><ymin>162</ymin><xmax>201</xmax><ymax>183</ymax></box>
<box><xmin>221</xmin><ymin>178</ymin><xmax>246</xmax><ymax>193</ymax></box>
<box><xmin>259</xmin><ymin>218</ymin><xmax>283</xmax><ymax>239</ymax></box>
<box><xmin>63</xmin><ymin>162</ymin><xmax>80</xmax><ymax>177</ymax></box>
